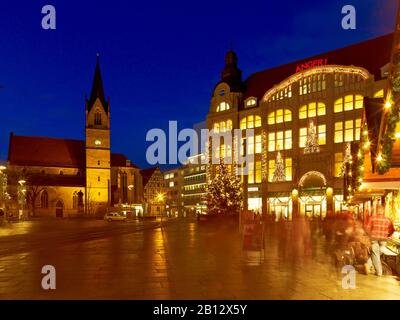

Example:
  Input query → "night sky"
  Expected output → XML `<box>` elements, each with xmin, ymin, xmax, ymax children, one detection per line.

<box><xmin>0</xmin><ymin>0</ymin><xmax>397</xmax><ymax>168</ymax></box>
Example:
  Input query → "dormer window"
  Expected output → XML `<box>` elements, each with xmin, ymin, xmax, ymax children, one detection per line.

<box><xmin>94</xmin><ymin>110</ymin><xmax>102</xmax><ymax>125</ymax></box>
<box><xmin>216</xmin><ymin>101</ymin><xmax>230</xmax><ymax>112</ymax></box>
<box><xmin>245</xmin><ymin>98</ymin><xmax>257</xmax><ymax>108</ymax></box>
<box><xmin>219</xmin><ymin>89</ymin><xmax>225</xmax><ymax>97</ymax></box>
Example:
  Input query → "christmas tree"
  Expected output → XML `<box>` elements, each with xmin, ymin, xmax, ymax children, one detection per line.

<box><xmin>304</xmin><ymin>120</ymin><xmax>320</xmax><ymax>154</ymax></box>
<box><xmin>206</xmin><ymin>159</ymin><xmax>243</xmax><ymax>215</ymax></box>
<box><xmin>272</xmin><ymin>150</ymin><xmax>286</xmax><ymax>182</ymax></box>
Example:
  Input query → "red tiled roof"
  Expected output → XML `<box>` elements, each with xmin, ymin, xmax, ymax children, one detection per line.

<box><xmin>8</xmin><ymin>134</ymin><xmax>85</xmax><ymax>168</ymax></box>
<box><xmin>111</xmin><ymin>153</ymin><xmax>139</xmax><ymax>168</ymax></box>
<box><xmin>243</xmin><ymin>33</ymin><xmax>394</xmax><ymax>101</ymax></box>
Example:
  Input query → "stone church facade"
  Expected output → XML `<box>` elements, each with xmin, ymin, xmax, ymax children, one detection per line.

<box><xmin>7</xmin><ymin>58</ymin><xmax>143</xmax><ymax>218</ymax></box>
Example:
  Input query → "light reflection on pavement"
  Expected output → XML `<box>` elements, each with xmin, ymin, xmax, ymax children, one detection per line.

<box><xmin>0</xmin><ymin>218</ymin><xmax>399</xmax><ymax>299</ymax></box>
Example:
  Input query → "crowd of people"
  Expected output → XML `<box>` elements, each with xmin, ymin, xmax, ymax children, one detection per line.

<box><xmin>323</xmin><ymin>205</ymin><xmax>396</xmax><ymax>276</ymax></box>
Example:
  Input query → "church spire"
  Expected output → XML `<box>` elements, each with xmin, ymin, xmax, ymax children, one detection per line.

<box><xmin>87</xmin><ymin>54</ymin><xmax>108</xmax><ymax>112</ymax></box>
<box><xmin>220</xmin><ymin>49</ymin><xmax>242</xmax><ymax>92</ymax></box>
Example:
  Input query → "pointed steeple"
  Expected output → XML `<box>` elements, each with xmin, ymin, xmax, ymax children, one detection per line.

<box><xmin>87</xmin><ymin>54</ymin><xmax>109</xmax><ymax>112</ymax></box>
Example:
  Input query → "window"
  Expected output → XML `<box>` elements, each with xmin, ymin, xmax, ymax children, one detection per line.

<box><xmin>246</xmin><ymin>98</ymin><xmax>257</xmax><ymax>107</ymax></box>
<box><xmin>268</xmin><ymin>109</ymin><xmax>292</xmax><ymax>125</ymax></box>
<box><xmin>268</xmin><ymin>130</ymin><xmax>292</xmax><ymax>151</ymax></box>
<box><xmin>334</xmin><ymin>74</ymin><xmax>344</xmax><ymax>87</ymax></box>
<box><xmin>213</xmin><ymin>120</ymin><xmax>232</xmax><ymax>133</ymax></box>
<box><xmin>41</xmin><ymin>190</ymin><xmax>48</xmax><ymax>209</ymax></box>
<box><xmin>318</xmin><ymin>124</ymin><xmax>326</xmax><ymax>145</ymax></box>
<box><xmin>334</xmin><ymin>95</ymin><xmax>364</xmax><ymax>113</ymax></box>
<box><xmin>240</xmin><ymin>115</ymin><xmax>261</xmax><ymax>129</ymax></box>
<box><xmin>268</xmin><ymin>157</ymin><xmax>292</xmax><ymax>182</ymax></box>
<box><xmin>299</xmin><ymin>125</ymin><xmax>324</xmax><ymax>147</ymax></box>
<box><xmin>299</xmin><ymin>127</ymin><xmax>308</xmax><ymax>148</ymax></box>
<box><xmin>216</xmin><ymin>101</ymin><xmax>230</xmax><ymax>112</ymax></box>
<box><xmin>355</xmin><ymin>119</ymin><xmax>361</xmax><ymax>140</ymax></box>
<box><xmin>335</xmin><ymin>119</ymin><xmax>362</xmax><ymax>143</ymax></box>
<box><xmin>374</xmin><ymin>89</ymin><xmax>384</xmax><ymax>98</ymax></box>
<box><xmin>285</xmin><ymin>158</ymin><xmax>292</xmax><ymax>181</ymax></box>
<box><xmin>268</xmin><ymin>160</ymin><xmax>275</xmax><ymax>182</ymax></box>
<box><xmin>255</xmin><ymin>161</ymin><xmax>262</xmax><ymax>183</ymax></box>
<box><xmin>270</xmin><ymin>85</ymin><xmax>292</xmax><ymax>101</ymax></box>
<box><xmin>255</xmin><ymin>135</ymin><xmax>262</xmax><ymax>153</ymax></box>
<box><xmin>299</xmin><ymin>102</ymin><xmax>325</xmax><ymax>119</ymax></box>
<box><xmin>334</xmin><ymin>153</ymin><xmax>343</xmax><ymax>177</ymax></box>
<box><xmin>98</xmin><ymin>176</ymin><xmax>100</xmax><ymax>182</ymax></box>
<box><xmin>299</xmin><ymin>74</ymin><xmax>326</xmax><ymax>95</ymax></box>
<box><xmin>335</xmin><ymin>122</ymin><xmax>343</xmax><ymax>143</ymax></box>
<box><xmin>94</xmin><ymin>110</ymin><xmax>102</xmax><ymax>125</ymax></box>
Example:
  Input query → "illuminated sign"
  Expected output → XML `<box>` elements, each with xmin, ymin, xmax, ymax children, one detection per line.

<box><xmin>296</xmin><ymin>58</ymin><xmax>328</xmax><ymax>73</ymax></box>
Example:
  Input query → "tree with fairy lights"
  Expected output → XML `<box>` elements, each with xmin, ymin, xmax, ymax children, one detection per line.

<box><xmin>272</xmin><ymin>150</ymin><xmax>286</xmax><ymax>182</ymax></box>
<box><xmin>304</xmin><ymin>120</ymin><xmax>320</xmax><ymax>154</ymax></box>
<box><xmin>206</xmin><ymin>159</ymin><xmax>243</xmax><ymax>215</ymax></box>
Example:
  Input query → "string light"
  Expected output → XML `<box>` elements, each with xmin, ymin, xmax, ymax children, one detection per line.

<box><xmin>377</xmin><ymin>154</ymin><xmax>383</xmax><ymax>162</ymax></box>
<box><xmin>385</xmin><ymin>101</ymin><xmax>392</xmax><ymax>109</ymax></box>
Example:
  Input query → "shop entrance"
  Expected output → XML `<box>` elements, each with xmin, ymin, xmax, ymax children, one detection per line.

<box><xmin>305</xmin><ymin>203</ymin><xmax>322</xmax><ymax>219</ymax></box>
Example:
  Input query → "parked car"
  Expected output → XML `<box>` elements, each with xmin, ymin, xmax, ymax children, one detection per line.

<box><xmin>104</xmin><ymin>212</ymin><xmax>127</xmax><ymax>222</ymax></box>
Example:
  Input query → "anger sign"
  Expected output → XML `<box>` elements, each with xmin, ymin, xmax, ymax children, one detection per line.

<box><xmin>296</xmin><ymin>58</ymin><xmax>328</xmax><ymax>73</ymax></box>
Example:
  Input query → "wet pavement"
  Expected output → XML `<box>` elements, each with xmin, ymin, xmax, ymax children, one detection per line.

<box><xmin>0</xmin><ymin>218</ymin><xmax>399</xmax><ymax>299</ymax></box>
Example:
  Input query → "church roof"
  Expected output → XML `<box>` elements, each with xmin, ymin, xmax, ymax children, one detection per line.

<box><xmin>241</xmin><ymin>33</ymin><xmax>394</xmax><ymax>102</ymax></box>
<box><xmin>111</xmin><ymin>153</ymin><xmax>139</xmax><ymax>168</ymax></box>
<box><xmin>87</xmin><ymin>56</ymin><xmax>109</xmax><ymax>113</ymax></box>
<box><xmin>8</xmin><ymin>133</ymin><xmax>85</xmax><ymax>168</ymax></box>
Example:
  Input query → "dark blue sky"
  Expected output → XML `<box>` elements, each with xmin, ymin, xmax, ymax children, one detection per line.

<box><xmin>0</xmin><ymin>0</ymin><xmax>397</xmax><ymax>168</ymax></box>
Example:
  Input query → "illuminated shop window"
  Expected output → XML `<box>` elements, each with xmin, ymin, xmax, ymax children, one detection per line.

<box><xmin>318</xmin><ymin>124</ymin><xmax>326</xmax><ymax>145</ymax></box>
<box><xmin>334</xmin><ymin>95</ymin><xmax>364</xmax><ymax>113</ymax></box>
<box><xmin>334</xmin><ymin>153</ymin><xmax>343</xmax><ymax>177</ymax></box>
<box><xmin>216</xmin><ymin>101</ymin><xmax>230</xmax><ymax>112</ymax></box>
<box><xmin>255</xmin><ymin>135</ymin><xmax>262</xmax><ymax>153</ymax></box>
<box><xmin>334</xmin><ymin>122</ymin><xmax>343</xmax><ymax>143</ymax></box>
<box><xmin>268</xmin><ymin>130</ymin><xmax>292</xmax><ymax>151</ymax></box>
<box><xmin>334</xmin><ymin>119</ymin><xmax>362</xmax><ymax>143</ymax></box>
<box><xmin>240</xmin><ymin>115</ymin><xmax>262</xmax><ymax>129</ymax></box>
<box><xmin>255</xmin><ymin>161</ymin><xmax>262</xmax><ymax>183</ymax></box>
<box><xmin>299</xmin><ymin>127</ymin><xmax>307</xmax><ymax>148</ymax></box>
<box><xmin>285</xmin><ymin>158</ymin><xmax>292</xmax><ymax>181</ymax></box>
<box><xmin>299</xmin><ymin>102</ymin><xmax>325</xmax><ymax>119</ymax></box>
<box><xmin>373</xmin><ymin>89</ymin><xmax>384</xmax><ymax>98</ymax></box>
<box><xmin>299</xmin><ymin>125</ymin><xmax>325</xmax><ymax>147</ymax></box>
<box><xmin>268</xmin><ymin>109</ymin><xmax>292</xmax><ymax>125</ymax></box>
<box><xmin>268</xmin><ymin>160</ymin><xmax>275</xmax><ymax>182</ymax></box>
<box><xmin>268</xmin><ymin>157</ymin><xmax>292</xmax><ymax>182</ymax></box>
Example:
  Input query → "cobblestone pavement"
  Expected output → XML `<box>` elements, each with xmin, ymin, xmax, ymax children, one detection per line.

<box><xmin>0</xmin><ymin>218</ymin><xmax>399</xmax><ymax>299</ymax></box>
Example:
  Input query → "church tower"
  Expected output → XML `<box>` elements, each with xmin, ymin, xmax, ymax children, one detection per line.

<box><xmin>85</xmin><ymin>55</ymin><xmax>111</xmax><ymax>214</ymax></box>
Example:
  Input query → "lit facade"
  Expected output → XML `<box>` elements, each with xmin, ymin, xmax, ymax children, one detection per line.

<box><xmin>6</xmin><ymin>58</ymin><xmax>141</xmax><ymax>218</ymax></box>
<box><xmin>182</xmin><ymin>153</ymin><xmax>207</xmax><ymax>215</ymax></box>
<box><xmin>207</xmin><ymin>34</ymin><xmax>393</xmax><ymax>220</ymax></box>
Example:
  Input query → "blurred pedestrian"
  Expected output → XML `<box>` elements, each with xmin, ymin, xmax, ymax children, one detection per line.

<box><xmin>364</xmin><ymin>206</ymin><xmax>395</xmax><ymax>276</ymax></box>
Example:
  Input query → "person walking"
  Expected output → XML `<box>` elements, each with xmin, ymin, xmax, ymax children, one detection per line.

<box><xmin>364</xmin><ymin>206</ymin><xmax>395</xmax><ymax>276</ymax></box>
